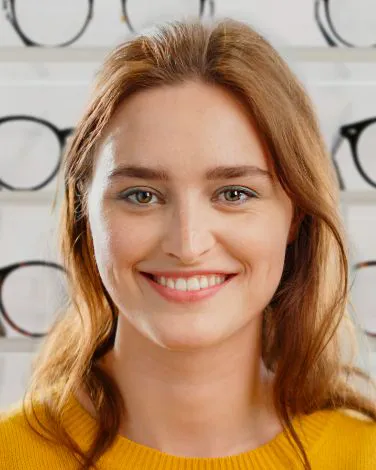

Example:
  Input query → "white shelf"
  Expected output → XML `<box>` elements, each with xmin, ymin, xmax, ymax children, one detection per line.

<box><xmin>0</xmin><ymin>190</ymin><xmax>375</xmax><ymax>205</ymax></box>
<box><xmin>0</xmin><ymin>337</ymin><xmax>41</xmax><ymax>353</ymax></box>
<box><xmin>365</xmin><ymin>335</ymin><xmax>376</xmax><ymax>353</ymax></box>
<box><xmin>278</xmin><ymin>47</ymin><xmax>376</xmax><ymax>63</ymax></box>
<box><xmin>0</xmin><ymin>47</ymin><xmax>111</xmax><ymax>63</ymax></box>
<box><xmin>340</xmin><ymin>191</ymin><xmax>376</xmax><ymax>205</ymax></box>
<box><xmin>0</xmin><ymin>191</ymin><xmax>60</xmax><ymax>205</ymax></box>
<box><xmin>0</xmin><ymin>335</ymin><xmax>374</xmax><ymax>353</ymax></box>
<box><xmin>1</xmin><ymin>46</ymin><xmax>376</xmax><ymax>63</ymax></box>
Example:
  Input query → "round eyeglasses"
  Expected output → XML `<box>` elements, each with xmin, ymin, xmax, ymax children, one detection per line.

<box><xmin>3</xmin><ymin>0</ymin><xmax>215</xmax><ymax>48</ymax></box>
<box><xmin>0</xmin><ymin>115</ymin><xmax>74</xmax><ymax>191</ymax></box>
<box><xmin>352</xmin><ymin>260</ymin><xmax>376</xmax><ymax>339</ymax></box>
<box><xmin>0</xmin><ymin>261</ymin><xmax>68</xmax><ymax>338</ymax></box>
<box><xmin>315</xmin><ymin>0</ymin><xmax>376</xmax><ymax>48</ymax></box>
<box><xmin>331</xmin><ymin>117</ymin><xmax>376</xmax><ymax>190</ymax></box>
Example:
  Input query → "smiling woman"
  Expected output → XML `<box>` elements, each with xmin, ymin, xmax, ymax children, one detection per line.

<box><xmin>1</xmin><ymin>17</ymin><xmax>376</xmax><ymax>470</ymax></box>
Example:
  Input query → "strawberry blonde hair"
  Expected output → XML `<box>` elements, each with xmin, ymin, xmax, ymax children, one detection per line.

<box><xmin>23</xmin><ymin>18</ymin><xmax>376</xmax><ymax>470</ymax></box>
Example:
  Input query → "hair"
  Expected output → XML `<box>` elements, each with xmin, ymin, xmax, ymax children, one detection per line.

<box><xmin>22</xmin><ymin>17</ymin><xmax>376</xmax><ymax>470</ymax></box>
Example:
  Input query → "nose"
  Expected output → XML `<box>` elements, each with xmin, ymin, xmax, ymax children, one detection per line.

<box><xmin>161</xmin><ymin>198</ymin><xmax>215</xmax><ymax>265</ymax></box>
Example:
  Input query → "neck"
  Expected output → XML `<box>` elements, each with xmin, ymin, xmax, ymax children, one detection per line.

<box><xmin>90</xmin><ymin>315</ymin><xmax>283</xmax><ymax>458</ymax></box>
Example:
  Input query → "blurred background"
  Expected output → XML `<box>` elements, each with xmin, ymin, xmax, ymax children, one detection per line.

<box><xmin>0</xmin><ymin>0</ymin><xmax>376</xmax><ymax>409</ymax></box>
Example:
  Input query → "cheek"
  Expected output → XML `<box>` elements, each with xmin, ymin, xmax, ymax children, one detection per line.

<box><xmin>87</xmin><ymin>201</ymin><xmax>111</xmax><ymax>270</ymax></box>
<box><xmin>230</xmin><ymin>211</ymin><xmax>289</xmax><ymax>281</ymax></box>
<box><xmin>88</xmin><ymin>205</ymin><xmax>155</xmax><ymax>271</ymax></box>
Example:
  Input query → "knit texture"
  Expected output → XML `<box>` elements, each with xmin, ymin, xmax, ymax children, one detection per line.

<box><xmin>1</xmin><ymin>392</ymin><xmax>375</xmax><ymax>469</ymax></box>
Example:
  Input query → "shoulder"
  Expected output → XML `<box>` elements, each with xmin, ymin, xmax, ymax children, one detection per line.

<box><xmin>334</xmin><ymin>408</ymin><xmax>376</xmax><ymax>433</ymax></box>
<box><xmin>0</xmin><ymin>400</ymin><xmax>75</xmax><ymax>469</ymax></box>
<box><xmin>0</xmin><ymin>401</ymin><xmax>44</xmax><ymax>462</ymax></box>
<box><xmin>0</xmin><ymin>400</ymin><xmax>30</xmax><ymax>436</ymax></box>
<box><xmin>327</xmin><ymin>408</ymin><xmax>376</xmax><ymax>445</ymax></box>
<box><xmin>0</xmin><ymin>401</ymin><xmax>33</xmax><ymax>468</ymax></box>
<box><xmin>311</xmin><ymin>408</ymin><xmax>376</xmax><ymax>468</ymax></box>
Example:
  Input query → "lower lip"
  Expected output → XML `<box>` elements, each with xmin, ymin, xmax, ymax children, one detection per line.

<box><xmin>140</xmin><ymin>273</ymin><xmax>237</xmax><ymax>303</ymax></box>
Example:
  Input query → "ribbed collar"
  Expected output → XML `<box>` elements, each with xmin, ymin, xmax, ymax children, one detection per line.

<box><xmin>59</xmin><ymin>391</ymin><xmax>340</xmax><ymax>469</ymax></box>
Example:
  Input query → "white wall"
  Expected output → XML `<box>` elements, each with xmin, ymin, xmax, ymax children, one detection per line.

<box><xmin>1</xmin><ymin>0</ymin><xmax>376</xmax><ymax>409</ymax></box>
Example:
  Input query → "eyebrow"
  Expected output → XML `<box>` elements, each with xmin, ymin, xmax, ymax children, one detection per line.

<box><xmin>108</xmin><ymin>164</ymin><xmax>272</xmax><ymax>181</ymax></box>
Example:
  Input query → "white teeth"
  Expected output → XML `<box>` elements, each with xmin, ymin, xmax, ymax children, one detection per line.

<box><xmin>154</xmin><ymin>275</ymin><xmax>227</xmax><ymax>291</ymax></box>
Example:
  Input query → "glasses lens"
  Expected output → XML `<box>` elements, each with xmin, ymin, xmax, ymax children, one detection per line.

<box><xmin>124</xmin><ymin>0</ymin><xmax>205</xmax><ymax>32</ymax></box>
<box><xmin>352</xmin><ymin>264</ymin><xmax>376</xmax><ymax>336</ymax></box>
<box><xmin>357</xmin><ymin>122</ymin><xmax>376</xmax><ymax>187</ymax></box>
<box><xmin>14</xmin><ymin>0</ymin><xmax>89</xmax><ymax>47</ymax></box>
<box><xmin>0</xmin><ymin>119</ymin><xmax>61</xmax><ymax>190</ymax></box>
<box><xmin>2</xmin><ymin>264</ymin><xmax>67</xmax><ymax>337</ymax></box>
<box><xmin>328</xmin><ymin>0</ymin><xmax>375</xmax><ymax>46</ymax></box>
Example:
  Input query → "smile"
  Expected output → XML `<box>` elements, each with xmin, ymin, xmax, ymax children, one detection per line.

<box><xmin>140</xmin><ymin>272</ymin><xmax>238</xmax><ymax>304</ymax></box>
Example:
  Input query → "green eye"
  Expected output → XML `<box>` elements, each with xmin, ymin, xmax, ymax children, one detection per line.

<box><xmin>217</xmin><ymin>186</ymin><xmax>258</xmax><ymax>205</ymax></box>
<box><xmin>119</xmin><ymin>186</ymin><xmax>258</xmax><ymax>207</ymax></box>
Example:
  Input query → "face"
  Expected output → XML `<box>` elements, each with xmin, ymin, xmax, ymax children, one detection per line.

<box><xmin>87</xmin><ymin>80</ymin><xmax>294</xmax><ymax>351</ymax></box>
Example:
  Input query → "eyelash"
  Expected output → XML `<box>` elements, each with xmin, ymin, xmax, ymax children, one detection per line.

<box><xmin>118</xmin><ymin>186</ymin><xmax>259</xmax><ymax>207</ymax></box>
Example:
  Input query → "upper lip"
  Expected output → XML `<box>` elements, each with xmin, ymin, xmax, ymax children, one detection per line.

<box><xmin>141</xmin><ymin>270</ymin><xmax>238</xmax><ymax>279</ymax></box>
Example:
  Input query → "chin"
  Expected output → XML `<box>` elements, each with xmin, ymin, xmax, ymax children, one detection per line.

<box><xmin>145</xmin><ymin>322</ymin><xmax>233</xmax><ymax>351</ymax></box>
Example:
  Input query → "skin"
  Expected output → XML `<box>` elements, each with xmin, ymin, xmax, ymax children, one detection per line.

<box><xmin>82</xmin><ymin>80</ymin><xmax>295</xmax><ymax>457</ymax></box>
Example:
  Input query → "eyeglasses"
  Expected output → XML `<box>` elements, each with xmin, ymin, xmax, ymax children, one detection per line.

<box><xmin>331</xmin><ymin>117</ymin><xmax>376</xmax><ymax>190</ymax></box>
<box><xmin>0</xmin><ymin>115</ymin><xmax>74</xmax><ymax>191</ymax></box>
<box><xmin>315</xmin><ymin>0</ymin><xmax>376</xmax><ymax>48</ymax></box>
<box><xmin>3</xmin><ymin>0</ymin><xmax>215</xmax><ymax>48</ymax></box>
<box><xmin>0</xmin><ymin>261</ymin><xmax>67</xmax><ymax>338</ymax></box>
<box><xmin>352</xmin><ymin>260</ymin><xmax>376</xmax><ymax>339</ymax></box>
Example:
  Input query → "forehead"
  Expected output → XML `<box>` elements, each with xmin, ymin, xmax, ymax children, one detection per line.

<box><xmin>95</xmin><ymin>80</ymin><xmax>273</xmax><ymax>179</ymax></box>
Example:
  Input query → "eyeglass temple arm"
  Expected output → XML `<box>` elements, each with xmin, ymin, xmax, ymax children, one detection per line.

<box><xmin>2</xmin><ymin>0</ymin><xmax>36</xmax><ymax>47</ymax></box>
<box><xmin>314</xmin><ymin>0</ymin><xmax>337</xmax><ymax>47</ymax></box>
<box><xmin>59</xmin><ymin>128</ymin><xmax>75</xmax><ymax>147</ymax></box>
<box><xmin>2</xmin><ymin>0</ymin><xmax>11</xmax><ymax>21</ymax></box>
<box><xmin>200</xmin><ymin>0</ymin><xmax>215</xmax><ymax>17</ymax></box>
<box><xmin>331</xmin><ymin>132</ymin><xmax>345</xmax><ymax>190</ymax></box>
<box><xmin>0</xmin><ymin>318</ymin><xmax>6</xmax><ymax>337</ymax></box>
<box><xmin>61</xmin><ymin>128</ymin><xmax>75</xmax><ymax>139</ymax></box>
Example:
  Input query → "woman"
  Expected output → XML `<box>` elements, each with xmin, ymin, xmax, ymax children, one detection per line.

<box><xmin>1</xmin><ymin>18</ymin><xmax>375</xmax><ymax>470</ymax></box>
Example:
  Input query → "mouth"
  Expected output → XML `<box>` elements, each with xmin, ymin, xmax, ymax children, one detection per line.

<box><xmin>140</xmin><ymin>272</ymin><xmax>237</xmax><ymax>282</ymax></box>
<box><xmin>139</xmin><ymin>271</ymin><xmax>238</xmax><ymax>303</ymax></box>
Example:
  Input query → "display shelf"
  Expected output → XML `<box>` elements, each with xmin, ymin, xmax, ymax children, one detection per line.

<box><xmin>278</xmin><ymin>47</ymin><xmax>376</xmax><ymax>63</ymax></box>
<box><xmin>2</xmin><ymin>46</ymin><xmax>376</xmax><ymax>63</ymax></box>
<box><xmin>0</xmin><ymin>191</ymin><xmax>60</xmax><ymax>205</ymax></box>
<box><xmin>0</xmin><ymin>335</ymin><xmax>375</xmax><ymax>354</ymax></box>
<box><xmin>0</xmin><ymin>337</ymin><xmax>41</xmax><ymax>353</ymax></box>
<box><xmin>0</xmin><ymin>47</ymin><xmax>110</xmax><ymax>63</ymax></box>
<box><xmin>1</xmin><ymin>190</ymin><xmax>376</xmax><ymax>205</ymax></box>
<box><xmin>340</xmin><ymin>191</ymin><xmax>376</xmax><ymax>205</ymax></box>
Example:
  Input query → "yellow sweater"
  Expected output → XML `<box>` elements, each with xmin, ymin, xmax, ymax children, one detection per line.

<box><xmin>1</xmin><ymin>392</ymin><xmax>376</xmax><ymax>469</ymax></box>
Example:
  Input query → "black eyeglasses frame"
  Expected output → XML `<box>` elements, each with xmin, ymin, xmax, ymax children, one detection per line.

<box><xmin>314</xmin><ymin>0</ymin><xmax>376</xmax><ymax>48</ymax></box>
<box><xmin>0</xmin><ymin>114</ymin><xmax>74</xmax><ymax>191</ymax></box>
<box><xmin>331</xmin><ymin>117</ymin><xmax>376</xmax><ymax>190</ymax></box>
<box><xmin>0</xmin><ymin>260</ymin><xmax>67</xmax><ymax>338</ymax></box>
<box><xmin>3</xmin><ymin>0</ymin><xmax>215</xmax><ymax>47</ymax></box>
<box><xmin>352</xmin><ymin>260</ymin><xmax>376</xmax><ymax>339</ymax></box>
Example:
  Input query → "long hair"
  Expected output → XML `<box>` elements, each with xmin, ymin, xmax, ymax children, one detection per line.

<box><xmin>22</xmin><ymin>18</ymin><xmax>376</xmax><ymax>470</ymax></box>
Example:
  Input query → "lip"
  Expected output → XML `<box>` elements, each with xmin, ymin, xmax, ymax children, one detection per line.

<box><xmin>140</xmin><ymin>272</ymin><xmax>238</xmax><ymax>304</ymax></box>
<box><xmin>140</xmin><ymin>270</ymin><xmax>237</xmax><ymax>279</ymax></box>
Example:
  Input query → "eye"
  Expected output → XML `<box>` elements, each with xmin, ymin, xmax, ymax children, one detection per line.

<box><xmin>216</xmin><ymin>186</ymin><xmax>258</xmax><ymax>205</ymax></box>
<box><xmin>119</xmin><ymin>188</ymin><xmax>159</xmax><ymax>206</ymax></box>
<box><xmin>118</xmin><ymin>186</ymin><xmax>258</xmax><ymax>207</ymax></box>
